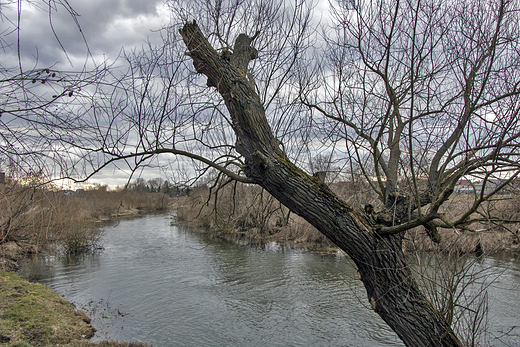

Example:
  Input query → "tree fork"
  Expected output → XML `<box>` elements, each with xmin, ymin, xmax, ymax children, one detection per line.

<box><xmin>180</xmin><ymin>21</ymin><xmax>462</xmax><ymax>347</ymax></box>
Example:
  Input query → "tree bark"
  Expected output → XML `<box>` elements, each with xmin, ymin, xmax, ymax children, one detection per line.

<box><xmin>180</xmin><ymin>21</ymin><xmax>462</xmax><ymax>347</ymax></box>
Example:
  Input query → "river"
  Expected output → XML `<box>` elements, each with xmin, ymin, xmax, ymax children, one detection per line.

<box><xmin>21</xmin><ymin>214</ymin><xmax>520</xmax><ymax>346</ymax></box>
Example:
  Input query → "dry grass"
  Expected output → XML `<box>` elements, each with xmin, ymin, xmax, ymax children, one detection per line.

<box><xmin>176</xmin><ymin>181</ymin><xmax>520</xmax><ymax>255</ymax></box>
<box><xmin>404</xmin><ymin>193</ymin><xmax>520</xmax><ymax>254</ymax></box>
<box><xmin>176</xmin><ymin>183</ymin><xmax>341</xmax><ymax>252</ymax></box>
<box><xmin>175</xmin><ymin>184</ymin><xmax>334</xmax><ymax>249</ymax></box>
<box><xmin>1</xmin><ymin>180</ymin><xmax>172</xmax><ymax>261</ymax></box>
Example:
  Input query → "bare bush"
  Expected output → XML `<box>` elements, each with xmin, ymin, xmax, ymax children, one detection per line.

<box><xmin>1</xmin><ymin>178</ymin><xmax>171</xmax><ymax>257</ymax></box>
<box><xmin>176</xmin><ymin>182</ymin><xmax>334</xmax><ymax>247</ymax></box>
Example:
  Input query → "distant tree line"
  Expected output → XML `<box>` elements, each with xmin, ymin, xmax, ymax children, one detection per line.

<box><xmin>124</xmin><ymin>177</ymin><xmax>203</xmax><ymax>197</ymax></box>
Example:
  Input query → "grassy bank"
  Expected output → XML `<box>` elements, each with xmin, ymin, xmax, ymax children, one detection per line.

<box><xmin>0</xmin><ymin>270</ymin><xmax>94</xmax><ymax>346</ymax></box>
<box><xmin>175</xmin><ymin>183</ymin><xmax>520</xmax><ymax>256</ymax></box>
<box><xmin>0</xmin><ymin>271</ymin><xmax>150</xmax><ymax>347</ymax></box>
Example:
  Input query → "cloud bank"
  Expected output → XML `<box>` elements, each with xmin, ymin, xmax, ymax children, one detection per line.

<box><xmin>1</xmin><ymin>0</ymin><xmax>171</xmax><ymax>70</ymax></box>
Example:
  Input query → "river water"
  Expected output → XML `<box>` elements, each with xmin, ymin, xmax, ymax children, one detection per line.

<box><xmin>21</xmin><ymin>214</ymin><xmax>520</xmax><ymax>346</ymax></box>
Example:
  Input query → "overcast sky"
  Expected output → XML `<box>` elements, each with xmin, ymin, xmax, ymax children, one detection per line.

<box><xmin>2</xmin><ymin>0</ymin><xmax>333</xmax><ymax>189</ymax></box>
<box><xmin>1</xmin><ymin>0</ymin><xmax>178</xmax><ymax>188</ymax></box>
<box><xmin>2</xmin><ymin>0</ymin><xmax>171</xmax><ymax>70</ymax></box>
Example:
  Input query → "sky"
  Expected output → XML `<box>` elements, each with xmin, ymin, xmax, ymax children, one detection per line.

<box><xmin>3</xmin><ymin>0</ymin><xmax>170</xmax><ymax>70</ymax></box>
<box><xmin>1</xmin><ymin>0</ymin><xmax>335</xmax><ymax>189</ymax></box>
<box><xmin>3</xmin><ymin>1</ymin><xmax>515</xmax><ymax>191</ymax></box>
<box><xmin>1</xmin><ymin>0</ymin><xmax>176</xmax><ymax>188</ymax></box>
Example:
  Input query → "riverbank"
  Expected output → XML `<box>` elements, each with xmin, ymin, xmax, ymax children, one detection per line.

<box><xmin>0</xmin><ymin>217</ymin><xmax>158</xmax><ymax>346</ymax></box>
<box><xmin>1</xmin><ymin>181</ymin><xmax>173</xmax><ymax>271</ymax></box>
<box><xmin>0</xmin><ymin>271</ymin><xmax>151</xmax><ymax>347</ymax></box>
<box><xmin>0</xmin><ymin>181</ymin><xmax>172</xmax><ymax>346</ymax></box>
<box><xmin>1</xmin><ymin>179</ymin><xmax>172</xmax><ymax>256</ymax></box>
<box><xmin>0</xmin><ymin>233</ymin><xmax>155</xmax><ymax>346</ymax></box>
<box><xmin>173</xmin><ymin>190</ymin><xmax>520</xmax><ymax>256</ymax></box>
<box><xmin>178</xmin><ymin>214</ymin><xmax>520</xmax><ymax>257</ymax></box>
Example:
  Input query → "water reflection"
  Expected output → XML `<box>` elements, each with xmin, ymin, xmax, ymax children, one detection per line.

<box><xmin>21</xmin><ymin>214</ymin><xmax>520</xmax><ymax>347</ymax></box>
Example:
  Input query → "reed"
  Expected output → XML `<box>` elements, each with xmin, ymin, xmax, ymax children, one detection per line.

<box><xmin>175</xmin><ymin>183</ymin><xmax>335</xmax><ymax>248</ymax></box>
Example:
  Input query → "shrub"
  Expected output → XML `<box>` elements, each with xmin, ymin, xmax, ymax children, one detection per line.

<box><xmin>1</xmin><ymin>179</ymin><xmax>172</xmax><ymax>257</ymax></box>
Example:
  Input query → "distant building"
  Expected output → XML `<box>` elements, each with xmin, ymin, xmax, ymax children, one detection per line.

<box><xmin>455</xmin><ymin>178</ymin><xmax>514</xmax><ymax>195</ymax></box>
<box><xmin>455</xmin><ymin>179</ymin><xmax>473</xmax><ymax>194</ymax></box>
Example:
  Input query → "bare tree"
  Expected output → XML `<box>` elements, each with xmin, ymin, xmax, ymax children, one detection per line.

<box><xmin>179</xmin><ymin>19</ymin><xmax>461</xmax><ymax>346</ymax></box>
<box><xmin>174</xmin><ymin>0</ymin><xmax>519</xmax><ymax>345</ymax></box>
<box><xmin>3</xmin><ymin>0</ymin><xmax>520</xmax><ymax>345</ymax></box>
<box><xmin>300</xmin><ymin>0</ymin><xmax>520</xmax><ymax>240</ymax></box>
<box><xmin>0</xmin><ymin>0</ymin><xmax>109</xmax><ymax>179</ymax></box>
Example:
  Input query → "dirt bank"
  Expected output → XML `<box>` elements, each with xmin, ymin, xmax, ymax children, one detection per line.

<box><xmin>1</xmin><ymin>242</ymin><xmax>37</xmax><ymax>272</ymax></box>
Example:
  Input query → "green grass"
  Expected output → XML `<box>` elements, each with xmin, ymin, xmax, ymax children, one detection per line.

<box><xmin>0</xmin><ymin>271</ymin><xmax>151</xmax><ymax>347</ymax></box>
<box><xmin>0</xmin><ymin>271</ymin><xmax>95</xmax><ymax>346</ymax></box>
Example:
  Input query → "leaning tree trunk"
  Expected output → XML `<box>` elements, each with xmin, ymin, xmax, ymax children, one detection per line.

<box><xmin>180</xmin><ymin>22</ymin><xmax>462</xmax><ymax>347</ymax></box>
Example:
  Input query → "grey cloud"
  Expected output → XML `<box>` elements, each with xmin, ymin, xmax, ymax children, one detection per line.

<box><xmin>1</xmin><ymin>0</ymin><xmax>167</xmax><ymax>69</ymax></box>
